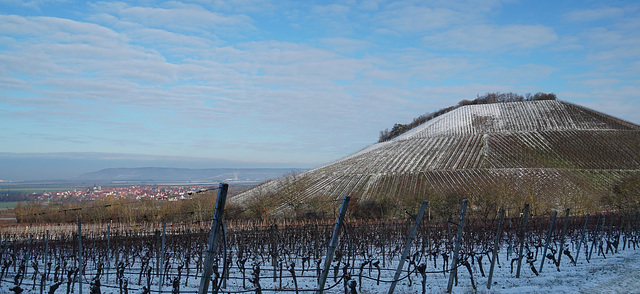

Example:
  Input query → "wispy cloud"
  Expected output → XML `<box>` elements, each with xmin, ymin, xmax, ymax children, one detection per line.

<box><xmin>564</xmin><ymin>7</ymin><xmax>628</xmax><ymax>22</ymax></box>
<box><xmin>423</xmin><ymin>24</ymin><xmax>558</xmax><ymax>52</ymax></box>
<box><xmin>0</xmin><ymin>0</ymin><xmax>639</xmax><ymax>174</ymax></box>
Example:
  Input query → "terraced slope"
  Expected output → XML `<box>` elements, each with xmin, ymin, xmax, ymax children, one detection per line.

<box><xmin>232</xmin><ymin>100</ymin><xmax>640</xmax><ymax>215</ymax></box>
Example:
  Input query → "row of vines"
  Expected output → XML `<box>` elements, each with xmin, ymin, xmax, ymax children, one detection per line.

<box><xmin>1</xmin><ymin>206</ymin><xmax>639</xmax><ymax>293</ymax></box>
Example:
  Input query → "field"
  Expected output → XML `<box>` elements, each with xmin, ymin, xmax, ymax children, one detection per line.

<box><xmin>0</xmin><ymin>203</ymin><xmax>638</xmax><ymax>294</ymax></box>
<box><xmin>0</xmin><ymin>202</ymin><xmax>17</xmax><ymax>210</ymax></box>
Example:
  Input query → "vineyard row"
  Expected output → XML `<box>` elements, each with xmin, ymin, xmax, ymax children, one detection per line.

<box><xmin>1</xmin><ymin>204</ymin><xmax>639</xmax><ymax>293</ymax></box>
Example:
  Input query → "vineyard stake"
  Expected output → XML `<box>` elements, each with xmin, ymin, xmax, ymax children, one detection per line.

<box><xmin>487</xmin><ymin>208</ymin><xmax>505</xmax><ymax>289</ymax></box>
<box><xmin>28</xmin><ymin>233</ymin><xmax>32</xmax><ymax>262</ymax></box>
<box><xmin>382</xmin><ymin>222</ymin><xmax>386</xmax><ymax>268</ymax></box>
<box><xmin>271</xmin><ymin>224</ymin><xmax>278</xmax><ymax>283</ymax></box>
<box><xmin>388</xmin><ymin>200</ymin><xmax>428</xmax><ymax>294</ymax></box>
<box><xmin>317</xmin><ymin>195</ymin><xmax>350</xmax><ymax>294</ymax></box>
<box><xmin>539</xmin><ymin>211</ymin><xmax>557</xmax><ymax>273</ymax></box>
<box><xmin>446</xmin><ymin>199</ymin><xmax>468</xmax><ymax>293</ymax></box>
<box><xmin>222</xmin><ymin>221</ymin><xmax>229</xmax><ymax>289</ymax></box>
<box><xmin>588</xmin><ymin>214</ymin><xmax>602</xmax><ymax>261</ymax></box>
<box><xmin>43</xmin><ymin>230</ymin><xmax>48</xmax><ymax>268</ymax></box>
<box><xmin>574</xmin><ymin>214</ymin><xmax>590</xmax><ymax>265</ymax></box>
<box><xmin>106</xmin><ymin>222</ymin><xmax>111</xmax><ymax>284</ymax></box>
<box><xmin>516</xmin><ymin>204</ymin><xmax>529</xmax><ymax>278</ymax></box>
<box><xmin>78</xmin><ymin>218</ymin><xmax>83</xmax><ymax>294</ymax></box>
<box><xmin>160</xmin><ymin>220</ymin><xmax>166</xmax><ymax>293</ymax></box>
<box><xmin>198</xmin><ymin>183</ymin><xmax>229</xmax><ymax>294</ymax></box>
<box><xmin>556</xmin><ymin>209</ymin><xmax>570</xmax><ymax>270</ymax></box>
<box><xmin>43</xmin><ymin>229</ymin><xmax>49</xmax><ymax>293</ymax></box>
<box><xmin>155</xmin><ymin>229</ymin><xmax>161</xmax><ymax>287</ymax></box>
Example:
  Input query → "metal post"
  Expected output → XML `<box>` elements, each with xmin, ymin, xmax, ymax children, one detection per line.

<box><xmin>43</xmin><ymin>230</ymin><xmax>49</xmax><ymax>294</ymax></box>
<box><xmin>106</xmin><ymin>223</ymin><xmax>111</xmax><ymax>283</ymax></box>
<box><xmin>388</xmin><ymin>201</ymin><xmax>428</xmax><ymax>294</ymax></box>
<box><xmin>222</xmin><ymin>222</ymin><xmax>229</xmax><ymax>289</ymax></box>
<box><xmin>487</xmin><ymin>208</ymin><xmax>505</xmax><ymax>289</ymax></box>
<box><xmin>588</xmin><ymin>214</ymin><xmax>602</xmax><ymax>261</ymax></box>
<box><xmin>539</xmin><ymin>211</ymin><xmax>557</xmax><ymax>273</ymax></box>
<box><xmin>155</xmin><ymin>229</ymin><xmax>161</xmax><ymax>286</ymax></box>
<box><xmin>271</xmin><ymin>224</ymin><xmax>278</xmax><ymax>283</ymax></box>
<box><xmin>160</xmin><ymin>220</ymin><xmax>166</xmax><ymax>293</ymax></box>
<box><xmin>78</xmin><ymin>218</ymin><xmax>83</xmax><ymax>294</ymax></box>
<box><xmin>516</xmin><ymin>204</ymin><xmax>529</xmax><ymax>278</ymax></box>
<box><xmin>446</xmin><ymin>199</ymin><xmax>468</xmax><ymax>293</ymax></box>
<box><xmin>556</xmin><ymin>209</ymin><xmax>570</xmax><ymax>270</ymax></box>
<box><xmin>317</xmin><ymin>195</ymin><xmax>350</xmax><ymax>294</ymax></box>
<box><xmin>198</xmin><ymin>183</ymin><xmax>228</xmax><ymax>294</ymax></box>
<box><xmin>574</xmin><ymin>214</ymin><xmax>590</xmax><ymax>265</ymax></box>
<box><xmin>44</xmin><ymin>230</ymin><xmax>48</xmax><ymax>268</ymax></box>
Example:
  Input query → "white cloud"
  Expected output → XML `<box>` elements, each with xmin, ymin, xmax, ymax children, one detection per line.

<box><xmin>358</xmin><ymin>0</ymin><xmax>382</xmax><ymax>11</ymax></box>
<box><xmin>564</xmin><ymin>7</ymin><xmax>627</xmax><ymax>22</ymax></box>
<box><xmin>318</xmin><ymin>37</ymin><xmax>372</xmax><ymax>54</ymax></box>
<box><xmin>374</xmin><ymin>6</ymin><xmax>464</xmax><ymax>34</ymax></box>
<box><xmin>406</xmin><ymin>57</ymin><xmax>480</xmax><ymax>81</ymax></box>
<box><xmin>96</xmin><ymin>2</ymin><xmax>255</xmax><ymax>35</ymax></box>
<box><xmin>0</xmin><ymin>0</ymin><xmax>69</xmax><ymax>10</ymax></box>
<box><xmin>310</xmin><ymin>4</ymin><xmax>350</xmax><ymax>16</ymax></box>
<box><xmin>422</xmin><ymin>24</ymin><xmax>558</xmax><ymax>52</ymax></box>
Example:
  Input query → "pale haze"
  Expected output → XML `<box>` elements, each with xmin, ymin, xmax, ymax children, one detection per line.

<box><xmin>1</xmin><ymin>0</ymin><xmax>639</xmax><ymax>180</ymax></box>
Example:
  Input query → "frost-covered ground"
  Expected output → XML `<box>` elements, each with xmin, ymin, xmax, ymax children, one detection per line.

<box><xmin>354</xmin><ymin>245</ymin><xmax>640</xmax><ymax>294</ymax></box>
<box><xmin>1</xmin><ymin>242</ymin><xmax>638</xmax><ymax>294</ymax></box>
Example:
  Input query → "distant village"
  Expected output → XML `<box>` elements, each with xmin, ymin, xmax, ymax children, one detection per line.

<box><xmin>37</xmin><ymin>185</ymin><xmax>217</xmax><ymax>201</ymax></box>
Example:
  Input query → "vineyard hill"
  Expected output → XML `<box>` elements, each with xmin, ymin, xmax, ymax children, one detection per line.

<box><xmin>232</xmin><ymin>100</ymin><xmax>640</xmax><ymax>215</ymax></box>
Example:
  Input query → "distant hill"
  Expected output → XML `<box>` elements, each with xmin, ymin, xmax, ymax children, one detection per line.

<box><xmin>233</xmin><ymin>100</ymin><xmax>640</xmax><ymax>218</ymax></box>
<box><xmin>75</xmin><ymin>167</ymin><xmax>306</xmax><ymax>183</ymax></box>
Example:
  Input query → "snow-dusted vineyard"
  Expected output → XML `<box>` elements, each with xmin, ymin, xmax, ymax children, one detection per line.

<box><xmin>1</xmin><ymin>211</ymin><xmax>639</xmax><ymax>293</ymax></box>
<box><xmin>232</xmin><ymin>101</ymin><xmax>640</xmax><ymax>209</ymax></box>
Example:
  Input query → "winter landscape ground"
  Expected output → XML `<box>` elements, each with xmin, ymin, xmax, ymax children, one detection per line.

<box><xmin>0</xmin><ymin>212</ymin><xmax>638</xmax><ymax>294</ymax></box>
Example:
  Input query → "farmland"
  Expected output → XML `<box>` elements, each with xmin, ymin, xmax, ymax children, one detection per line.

<box><xmin>1</xmin><ymin>197</ymin><xmax>638</xmax><ymax>293</ymax></box>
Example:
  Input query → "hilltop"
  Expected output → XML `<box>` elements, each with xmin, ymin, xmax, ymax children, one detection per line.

<box><xmin>231</xmin><ymin>99</ymin><xmax>640</xmax><ymax>219</ymax></box>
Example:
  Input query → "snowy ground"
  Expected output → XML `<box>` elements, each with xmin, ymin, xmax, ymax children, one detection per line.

<box><xmin>1</xmin><ymin>241</ymin><xmax>638</xmax><ymax>294</ymax></box>
<box><xmin>352</xmin><ymin>245</ymin><xmax>640</xmax><ymax>294</ymax></box>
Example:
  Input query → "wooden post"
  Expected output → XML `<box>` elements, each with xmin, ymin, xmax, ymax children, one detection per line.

<box><xmin>487</xmin><ymin>208</ymin><xmax>505</xmax><ymax>289</ymax></box>
<box><xmin>516</xmin><ymin>204</ymin><xmax>529</xmax><ymax>278</ymax></box>
<box><xmin>556</xmin><ymin>209</ymin><xmax>570</xmax><ymax>270</ymax></box>
<box><xmin>446</xmin><ymin>199</ymin><xmax>468</xmax><ymax>293</ymax></box>
<box><xmin>317</xmin><ymin>195</ymin><xmax>350</xmax><ymax>294</ymax></box>
<box><xmin>574</xmin><ymin>214</ymin><xmax>590</xmax><ymax>265</ymax></box>
<box><xmin>198</xmin><ymin>183</ymin><xmax>228</xmax><ymax>294</ymax></box>
<box><xmin>388</xmin><ymin>201</ymin><xmax>428</xmax><ymax>294</ymax></box>
<box><xmin>539</xmin><ymin>211</ymin><xmax>557</xmax><ymax>273</ymax></box>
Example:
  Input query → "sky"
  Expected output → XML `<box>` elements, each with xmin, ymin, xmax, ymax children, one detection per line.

<box><xmin>1</xmin><ymin>0</ymin><xmax>640</xmax><ymax>180</ymax></box>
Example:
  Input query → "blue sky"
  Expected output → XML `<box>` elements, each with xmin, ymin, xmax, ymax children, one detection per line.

<box><xmin>1</xmin><ymin>0</ymin><xmax>640</xmax><ymax>177</ymax></box>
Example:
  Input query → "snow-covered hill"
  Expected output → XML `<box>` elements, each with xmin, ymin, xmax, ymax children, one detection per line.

<box><xmin>232</xmin><ymin>100</ymin><xmax>640</xmax><ymax>215</ymax></box>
